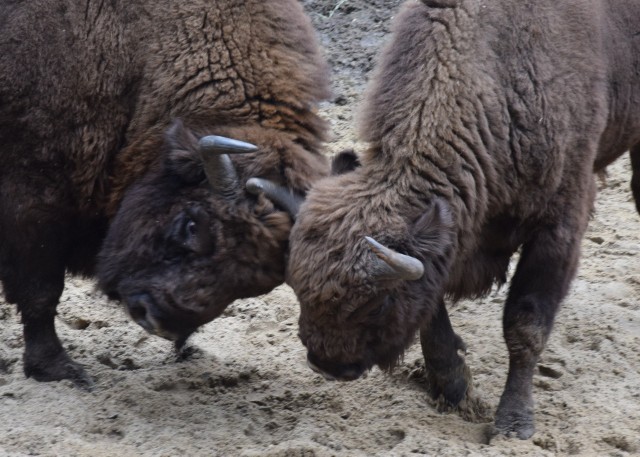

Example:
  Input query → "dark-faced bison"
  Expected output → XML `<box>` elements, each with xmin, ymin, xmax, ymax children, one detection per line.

<box><xmin>0</xmin><ymin>0</ymin><xmax>329</xmax><ymax>386</ymax></box>
<box><xmin>286</xmin><ymin>0</ymin><xmax>640</xmax><ymax>439</ymax></box>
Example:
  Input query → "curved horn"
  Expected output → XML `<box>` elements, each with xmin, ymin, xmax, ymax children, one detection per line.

<box><xmin>199</xmin><ymin>135</ymin><xmax>258</xmax><ymax>155</ymax></box>
<box><xmin>246</xmin><ymin>177</ymin><xmax>304</xmax><ymax>218</ymax></box>
<box><xmin>198</xmin><ymin>135</ymin><xmax>258</xmax><ymax>198</ymax></box>
<box><xmin>364</xmin><ymin>236</ymin><xmax>424</xmax><ymax>281</ymax></box>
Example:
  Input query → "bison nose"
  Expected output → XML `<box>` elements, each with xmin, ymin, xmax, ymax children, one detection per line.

<box><xmin>307</xmin><ymin>357</ymin><xmax>337</xmax><ymax>381</ymax></box>
<box><xmin>126</xmin><ymin>292</ymin><xmax>159</xmax><ymax>335</ymax></box>
<box><xmin>306</xmin><ymin>352</ymin><xmax>367</xmax><ymax>382</ymax></box>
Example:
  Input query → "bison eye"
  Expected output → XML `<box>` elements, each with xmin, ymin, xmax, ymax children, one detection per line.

<box><xmin>165</xmin><ymin>208</ymin><xmax>214</xmax><ymax>256</ymax></box>
<box><xmin>186</xmin><ymin>220</ymin><xmax>197</xmax><ymax>237</ymax></box>
<box><xmin>368</xmin><ymin>296</ymin><xmax>392</xmax><ymax>319</ymax></box>
<box><xmin>177</xmin><ymin>217</ymin><xmax>197</xmax><ymax>243</ymax></box>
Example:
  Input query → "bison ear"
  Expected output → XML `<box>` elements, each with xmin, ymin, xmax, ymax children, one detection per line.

<box><xmin>411</xmin><ymin>198</ymin><xmax>454</xmax><ymax>256</ymax></box>
<box><xmin>164</xmin><ymin>119</ymin><xmax>204</xmax><ymax>184</ymax></box>
<box><xmin>331</xmin><ymin>149</ymin><xmax>360</xmax><ymax>175</ymax></box>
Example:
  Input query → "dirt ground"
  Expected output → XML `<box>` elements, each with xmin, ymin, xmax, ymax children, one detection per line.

<box><xmin>1</xmin><ymin>1</ymin><xmax>639</xmax><ymax>456</ymax></box>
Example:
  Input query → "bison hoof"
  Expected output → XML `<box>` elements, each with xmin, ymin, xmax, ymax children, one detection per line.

<box><xmin>493</xmin><ymin>407</ymin><xmax>535</xmax><ymax>440</ymax></box>
<box><xmin>24</xmin><ymin>350</ymin><xmax>93</xmax><ymax>390</ymax></box>
<box><xmin>426</xmin><ymin>361</ymin><xmax>471</xmax><ymax>408</ymax></box>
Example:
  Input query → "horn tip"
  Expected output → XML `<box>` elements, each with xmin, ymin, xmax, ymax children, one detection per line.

<box><xmin>246</xmin><ymin>177</ymin><xmax>265</xmax><ymax>195</ymax></box>
<box><xmin>408</xmin><ymin>263</ymin><xmax>425</xmax><ymax>280</ymax></box>
<box><xmin>199</xmin><ymin>135</ymin><xmax>258</xmax><ymax>153</ymax></box>
<box><xmin>364</xmin><ymin>236</ymin><xmax>383</xmax><ymax>252</ymax></box>
<box><xmin>198</xmin><ymin>135</ymin><xmax>213</xmax><ymax>148</ymax></box>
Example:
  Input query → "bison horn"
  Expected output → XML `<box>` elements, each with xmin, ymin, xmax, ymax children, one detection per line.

<box><xmin>199</xmin><ymin>135</ymin><xmax>258</xmax><ymax>155</ymax></box>
<box><xmin>364</xmin><ymin>236</ymin><xmax>424</xmax><ymax>281</ymax></box>
<box><xmin>198</xmin><ymin>135</ymin><xmax>258</xmax><ymax>197</ymax></box>
<box><xmin>246</xmin><ymin>177</ymin><xmax>303</xmax><ymax>218</ymax></box>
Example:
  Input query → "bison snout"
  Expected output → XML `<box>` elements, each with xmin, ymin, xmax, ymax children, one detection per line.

<box><xmin>125</xmin><ymin>292</ymin><xmax>177</xmax><ymax>341</ymax></box>
<box><xmin>306</xmin><ymin>352</ymin><xmax>367</xmax><ymax>382</ymax></box>
<box><xmin>126</xmin><ymin>292</ymin><xmax>157</xmax><ymax>332</ymax></box>
<box><xmin>307</xmin><ymin>358</ymin><xmax>337</xmax><ymax>381</ymax></box>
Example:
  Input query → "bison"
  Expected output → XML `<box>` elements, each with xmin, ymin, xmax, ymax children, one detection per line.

<box><xmin>0</xmin><ymin>0</ymin><xmax>330</xmax><ymax>386</ymax></box>
<box><xmin>284</xmin><ymin>0</ymin><xmax>640</xmax><ymax>439</ymax></box>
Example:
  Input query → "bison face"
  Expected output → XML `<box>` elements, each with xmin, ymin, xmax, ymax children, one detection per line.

<box><xmin>97</xmin><ymin>120</ymin><xmax>299</xmax><ymax>346</ymax></box>
<box><xmin>288</xmin><ymin>173</ymin><xmax>455</xmax><ymax>381</ymax></box>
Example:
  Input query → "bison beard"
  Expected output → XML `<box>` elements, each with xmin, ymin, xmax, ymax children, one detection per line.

<box><xmin>0</xmin><ymin>0</ymin><xmax>330</xmax><ymax>386</ymax></box>
<box><xmin>288</xmin><ymin>0</ymin><xmax>640</xmax><ymax>440</ymax></box>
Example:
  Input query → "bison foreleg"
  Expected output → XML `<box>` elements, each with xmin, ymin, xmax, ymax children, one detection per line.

<box><xmin>22</xmin><ymin>310</ymin><xmax>92</xmax><ymax>389</ymax></box>
<box><xmin>0</xmin><ymin>186</ymin><xmax>92</xmax><ymax>388</ymax></box>
<box><xmin>14</xmin><ymin>273</ymin><xmax>93</xmax><ymax>388</ymax></box>
<box><xmin>496</xmin><ymin>198</ymin><xmax>589</xmax><ymax>439</ymax></box>
<box><xmin>7</xmin><ymin>274</ymin><xmax>91</xmax><ymax>387</ymax></box>
<box><xmin>420</xmin><ymin>298</ymin><xmax>470</xmax><ymax>408</ymax></box>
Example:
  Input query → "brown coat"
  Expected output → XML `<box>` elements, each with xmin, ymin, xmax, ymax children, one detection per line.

<box><xmin>288</xmin><ymin>0</ymin><xmax>640</xmax><ymax>439</ymax></box>
<box><xmin>0</xmin><ymin>0</ymin><xmax>329</xmax><ymax>385</ymax></box>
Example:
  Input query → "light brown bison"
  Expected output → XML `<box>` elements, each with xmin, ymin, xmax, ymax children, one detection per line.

<box><xmin>284</xmin><ymin>0</ymin><xmax>640</xmax><ymax>439</ymax></box>
<box><xmin>0</xmin><ymin>0</ymin><xmax>329</xmax><ymax>386</ymax></box>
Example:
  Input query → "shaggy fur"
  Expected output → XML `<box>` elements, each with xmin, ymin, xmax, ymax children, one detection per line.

<box><xmin>288</xmin><ymin>0</ymin><xmax>640</xmax><ymax>439</ymax></box>
<box><xmin>0</xmin><ymin>0</ymin><xmax>329</xmax><ymax>385</ymax></box>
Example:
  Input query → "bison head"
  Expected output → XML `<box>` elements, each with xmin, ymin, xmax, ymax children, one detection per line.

<box><xmin>98</xmin><ymin>120</ymin><xmax>315</xmax><ymax>346</ymax></box>
<box><xmin>287</xmin><ymin>167</ymin><xmax>455</xmax><ymax>381</ymax></box>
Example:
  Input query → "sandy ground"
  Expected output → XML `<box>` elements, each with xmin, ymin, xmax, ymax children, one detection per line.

<box><xmin>1</xmin><ymin>1</ymin><xmax>640</xmax><ymax>456</ymax></box>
